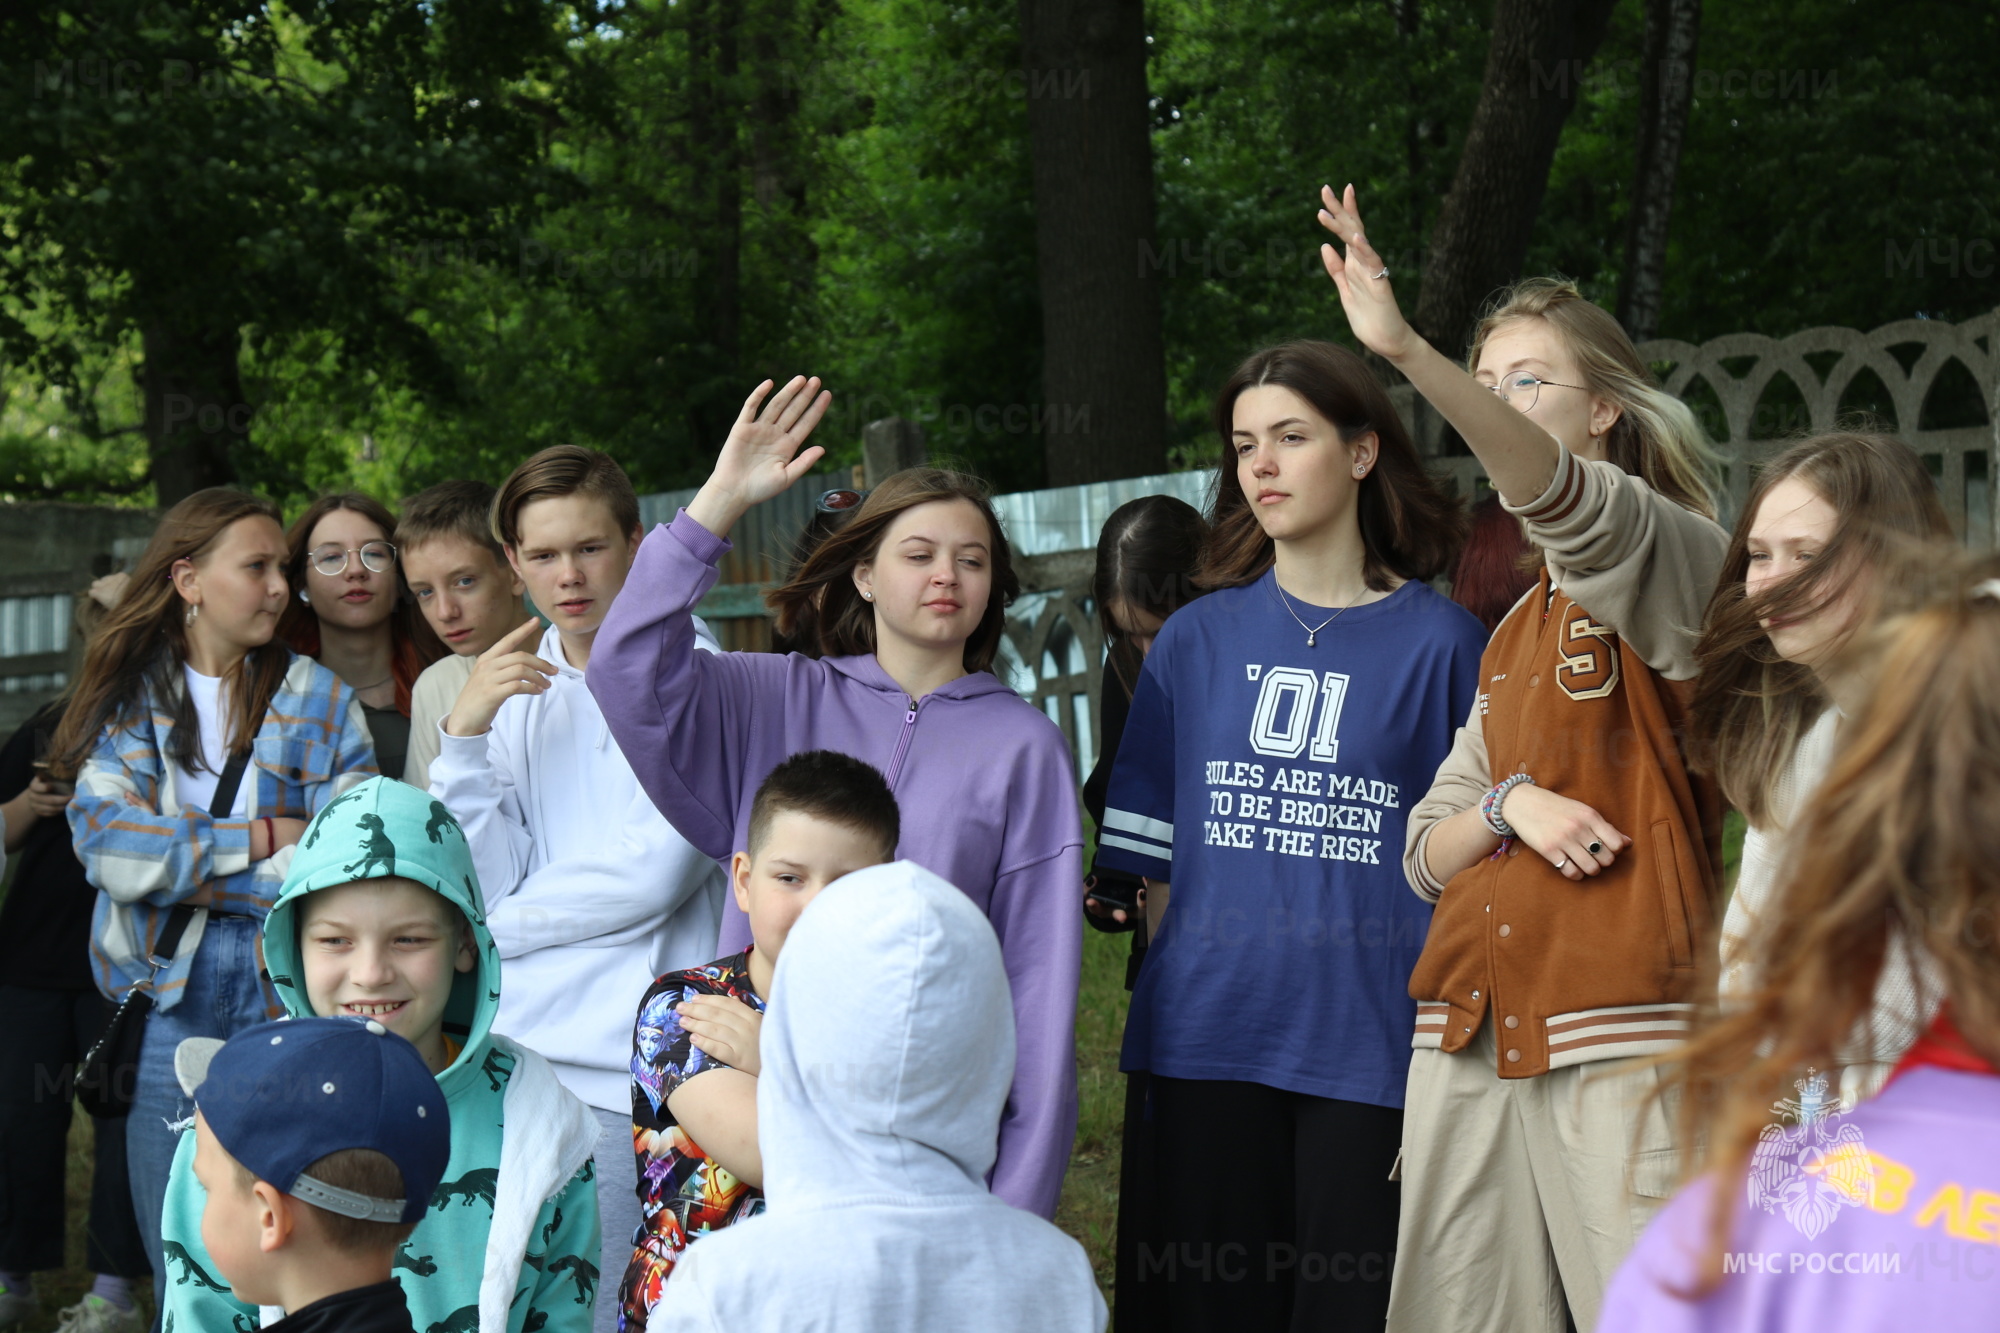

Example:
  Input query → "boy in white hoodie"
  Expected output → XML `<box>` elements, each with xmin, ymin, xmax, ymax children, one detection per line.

<box><xmin>656</xmin><ymin>861</ymin><xmax>1106</xmax><ymax>1333</ymax></box>
<box><xmin>428</xmin><ymin>446</ymin><xmax>725</xmax><ymax>1333</ymax></box>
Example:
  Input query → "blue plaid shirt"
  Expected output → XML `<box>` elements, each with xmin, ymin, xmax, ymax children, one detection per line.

<box><xmin>69</xmin><ymin>652</ymin><xmax>377</xmax><ymax>1011</ymax></box>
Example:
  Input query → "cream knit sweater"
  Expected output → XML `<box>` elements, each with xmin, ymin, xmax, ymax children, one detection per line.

<box><xmin>1718</xmin><ymin>705</ymin><xmax>1937</xmax><ymax>1105</ymax></box>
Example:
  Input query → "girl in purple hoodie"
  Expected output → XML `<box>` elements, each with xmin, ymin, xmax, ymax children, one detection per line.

<box><xmin>588</xmin><ymin>376</ymin><xmax>1083</xmax><ymax>1219</ymax></box>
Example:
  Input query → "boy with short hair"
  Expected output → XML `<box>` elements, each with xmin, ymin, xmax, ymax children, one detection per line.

<box><xmin>396</xmin><ymin>480</ymin><xmax>526</xmax><ymax>788</ymax></box>
<box><xmin>619</xmin><ymin>751</ymin><xmax>899</xmax><ymax>1333</ymax></box>
<box><xmin>427</xmin><ymin>447</ymin><xmax>724</xmax><ymax>1333</ymax></box>
<box><xmin>160</xmin><ymin>776</ymin><xmax>602</xmax><ymax>1333</ymax></box>
<box><xmin>173</xmin><ymin>1015</ymin><xmax>452</xmax><ymax>1333</ymax></box>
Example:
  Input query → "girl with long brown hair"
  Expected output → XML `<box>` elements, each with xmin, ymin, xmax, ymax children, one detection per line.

<box><xmin>55</xmin><ymin>488</ymin><xmax>376</xmax><ymax>1304</ymax></box>
<box><xmin>1092</xmin><ymin>341</ymin><xmax>1484</xmax><ymax>1330</ymax></box>
<box><xmin>1689</xmin><ymin>433</ymin><xmax>1952</xmax><ymax>1101</ymax></box>
<box><xmin>1600</xmin><ymin>552</ymin><xmax>2000</xmax><ymax>1331</ymax></box>
<box><xmin>588</xmin><ymin>376</ymin><xmax>1085</xmax><ymax>1222</ymax></box>
<box><xmin>278</xmin><ymin>491</ymin><xmax>444</xmax><ymax>779</ymax></box>
<box><xmin>1314</xmin><ymin>185</ymin><xmax>1730</xmax><ymax>1333</ymax></box>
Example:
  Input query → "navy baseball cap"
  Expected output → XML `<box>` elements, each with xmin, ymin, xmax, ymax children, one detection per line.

<box><xmin>175</xmin><ymin>1017</ymin><xmax>450</xmax><ymax>1226</ymax></box>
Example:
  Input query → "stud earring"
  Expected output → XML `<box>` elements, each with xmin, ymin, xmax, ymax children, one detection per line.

<box><xmin>862</xmin><ymin>591</ymin><xmax>873</xmax><ymax>602</ymax></box>
<box><xmin>298</xmin><ymin>589</ymin><xmax>310</xmax><ymax>604</ymax></box>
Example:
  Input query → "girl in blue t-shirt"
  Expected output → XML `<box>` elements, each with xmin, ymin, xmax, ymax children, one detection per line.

<box><xmin>1097</xmin><ymin>340</ymin><xmax>1486</xmax><ymax>1332</ymax></box>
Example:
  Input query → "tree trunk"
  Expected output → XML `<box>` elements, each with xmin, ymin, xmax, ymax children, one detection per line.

<box><xmin>686</xmin><ymin>0</ymin><xmax>743</xmax><ymax>447</ymax></box>
<box><xmin>1017</xmin><ymin>0</ymin><xmax>1168</xmax><ymax>487</ymax></box>
<box><xmin>141</xmin><ymin>321</ymin><xmax>244</xmax><ymax>505</ymax></box>
<box><xmin>1412</xmin><ymin>0</ymin><xmax>1620</xmax><ymax>361</ymax></box>
<box><xmin>1616</xmin><ymin>0</ymin><xmax>1701</xmax><ymax>343</ymax></box>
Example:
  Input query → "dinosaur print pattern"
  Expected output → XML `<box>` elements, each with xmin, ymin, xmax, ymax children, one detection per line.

<box><xmin>430</xmin><ymin>1167</ymin><xmax>500</xmax><ymax>1211</ymax></box>
<box><xmin>481</xmin><ymin>1045</ymin><xmax>516</xmax><ymax>1093</ymax></box>
<box><xmin>162</xmin><ymin>1240</ymin><xmax>231</xmax><ymax>1293</ymax></box>
<box><xmin>395</xmin><ymin>1248</ymin><xmax>440</xmax><ymax>1277</ymax></box>
<box><xmin>424</xmin><ymin>1304</ymin><xmax>483</xmax><ymax>1333</ymax></box>
<box><xmin>304</xmin><ymin>786</ymin><xmax>366</xmax><ymax>848</ymax></box>
<box><xmin>426</xmin><ymin>800</ymin><xmax>463</xmax><ymax>844</ymax></box>
<box><xmin>545</xmin><ymin>1254</ymin><xmax>599</xmax><ymax>1306</ymax></box>
<box><xmin>341</xmin><ymin>812</ymin><xmax>396</xmax><ymax>878</ymax></box>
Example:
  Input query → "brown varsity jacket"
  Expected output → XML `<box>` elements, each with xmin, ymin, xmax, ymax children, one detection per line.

<box><xmin>1403</xmin><ymin>447</ymin><xmax>1730</xmax><ymax>1078</ymax></box>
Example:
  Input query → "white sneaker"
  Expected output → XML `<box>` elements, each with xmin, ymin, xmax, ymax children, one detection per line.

<box><xmin>55</xmin><ymin>1294</ymin><xmax>145</xmax><ymax>1333</ymax></box>
<box><xmin>0</xmin><ymin>1281</ymin><xmax>36</xmax><ymax>1331</ymax></box>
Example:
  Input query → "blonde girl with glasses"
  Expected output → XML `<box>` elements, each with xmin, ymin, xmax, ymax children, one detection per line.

<box><xmin>1313</xmin><ymin>185</ymin><xmax>1729</xmax><ymax>1333</ymax></box>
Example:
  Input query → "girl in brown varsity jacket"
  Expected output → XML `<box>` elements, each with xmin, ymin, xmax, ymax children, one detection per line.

<box><xmin>1314</xmin><ymin>186</ymin><xmax>1729</xmax><ymax>1333</ymax></box>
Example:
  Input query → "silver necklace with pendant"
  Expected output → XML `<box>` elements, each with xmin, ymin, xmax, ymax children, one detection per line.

<box><xmin>1273</xmin><ymin>579</ymin><xmax>1359</xmax><ymax>648</ymax></box>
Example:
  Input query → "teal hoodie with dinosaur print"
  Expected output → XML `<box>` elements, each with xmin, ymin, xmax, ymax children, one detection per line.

<box><xmin>160</xmin><ymin>777</ymin><xmax>603</xmax><ymax>1333</ymax></box>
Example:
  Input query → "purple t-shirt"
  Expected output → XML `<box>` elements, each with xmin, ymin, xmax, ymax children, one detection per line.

<box><xmin>1602</xmin><ymin>1066</ymin><xmax>2000</xmax><ymax>1331</ymax></box>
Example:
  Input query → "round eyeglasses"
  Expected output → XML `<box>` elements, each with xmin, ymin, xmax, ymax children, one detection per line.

<box><xmin>1488</xmin><ymin>372</ymin><xmax>1587</xmax><ymax>412</ymax></box>
<box><xmin>309</xmin><ymin>541</ymin><xmax>398</xmax><ymax>577</ymax></box>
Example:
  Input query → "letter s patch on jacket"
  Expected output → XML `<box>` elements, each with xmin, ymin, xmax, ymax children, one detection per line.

<box><xmin>1555</xmin><ymin>613</ymin><xmax>1621</xmax><ymax>701</ymax></box>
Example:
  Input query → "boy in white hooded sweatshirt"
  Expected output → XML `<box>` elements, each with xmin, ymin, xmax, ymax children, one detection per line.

<box><xmin>428</xmin><ymin>446</ymin><xmax>725</xmax><ymax>1333</ymax></box>
<box><xmin>654</xmin><ymin>860</ymin><xmax>1106</xmax><ymax>1333</ymax></box>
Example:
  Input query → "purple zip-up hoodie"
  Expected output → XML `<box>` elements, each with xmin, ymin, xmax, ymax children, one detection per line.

<box><xmin>588</xmin><ymin>509</ymin><xmax>1084</xmax><ymax>1219</ymax></box>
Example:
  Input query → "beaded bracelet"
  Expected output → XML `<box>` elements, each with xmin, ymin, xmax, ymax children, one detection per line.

<box><xmin>1481</xmin><ymin>773</ymin><xmax>1535</xmax><ymax>838</ymax></box>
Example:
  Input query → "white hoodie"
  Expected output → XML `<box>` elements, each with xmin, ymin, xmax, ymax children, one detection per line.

<box><xmin>430</xmin><ymin>622</ymin><xmax>727</xmax><ymax>1112</ymax></box>
<box><xmin>656</xmin><ymin>861</ymin><xmax>1106</xmax><ymax>1333</ymax></box>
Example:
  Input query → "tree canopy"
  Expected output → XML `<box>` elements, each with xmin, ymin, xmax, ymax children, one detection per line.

<box><xmin>2</xmin><ymin>0</ymin><xmax>1994</xmax><ymax>507</ymax></box>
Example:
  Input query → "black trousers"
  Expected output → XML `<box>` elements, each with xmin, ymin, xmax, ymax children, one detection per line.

<box><xmin>0</xmin><ymin>985</ymin><xmax>150</xmax><ymax>1277</ymax></box>
<box><xmin>1134</xmin><ymin>1075</ymin><xmax>1401</xmax><ymax>1333</ymax></box>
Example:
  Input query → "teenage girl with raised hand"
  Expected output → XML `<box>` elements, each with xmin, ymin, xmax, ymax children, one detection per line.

<box><xmin>1311</xmin><ymin>185</ymin><xmax>1731</xmax><ymax>1333</ymax></box>
<box><xmin>277</xmin><ymin>491</ymin><xmax>444</xmax><ymax>781</ymax></box>
<box><xmin>1094</xmin><ymin>341</ymin><xmax>1484</xmax><ymax>1332</ymax></box>
<box><xmin>52</xmin><ymin>489</ymin><xmax>376</xmax><ymax>1306</ymax></box>
<box><xmin>587</xmin><ymin>377</ymin><xmax>1086</xmax><ymax>1221</ymax></box>
<box><xmin>1689</xmin><ymin>433</ymin><xmax>1952</xmax><ymax>1102</ymax></box>
<box><xmin>1601</xmin><ymin>554</ymin><xmax>2000</xmax><ymax>1333</ymax></box>
<box><xmin>1076</xmin><ymin>494</ymin><xmax>1207</xmax><ymax>1333</ymax></box>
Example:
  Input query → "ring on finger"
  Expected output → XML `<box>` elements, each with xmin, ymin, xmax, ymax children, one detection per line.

<box><xmin>1555</xmin><ymin>856</ymin><xmax>1568</xmax><ymax>869</ymax></box>
<box><xmin>1587</xmin><ymin>840</ymin><xmax>1604</xmax><ymax>856</ymax></box>
<box><xmin>1372</xmin><ymin>266</ymin><xmax>1390</xmax><ymax>280</ymax></box>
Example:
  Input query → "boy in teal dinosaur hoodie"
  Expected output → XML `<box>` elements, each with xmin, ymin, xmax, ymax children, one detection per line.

<box><xmin>159</xmin><ymin>777</ymin><xmax>603</xmax><ymax>1333</ymax></box>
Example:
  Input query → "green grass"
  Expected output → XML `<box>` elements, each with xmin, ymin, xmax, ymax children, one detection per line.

<box><xmin>1053</xmin><ymin>924</ymin><xmax>1134</xmax><ymax>1295</ymax></box>
<box><xmin>13</xmin><ymin>1113</ymin><xmax>153</xmax><ymax>1333</ymax></box>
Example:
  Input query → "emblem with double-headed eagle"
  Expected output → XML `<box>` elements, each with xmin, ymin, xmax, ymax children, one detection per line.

<box><xmin>1747</xmin><ymin>1067</ymin><xmax>1874</xmax><ymax>1239</ymax></box>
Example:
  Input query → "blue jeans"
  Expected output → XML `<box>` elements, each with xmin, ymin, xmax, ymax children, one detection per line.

<box><xmin>124</xmin><ymin>917</ymin><xmax>272</xmax><ymax>1319</ymax></box>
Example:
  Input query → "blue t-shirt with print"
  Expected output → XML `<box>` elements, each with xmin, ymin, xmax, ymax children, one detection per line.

<box><xmin>1098</xmin><ymin>569</ymin><xmax>1486</xmax><ymax>1106</ymax></box>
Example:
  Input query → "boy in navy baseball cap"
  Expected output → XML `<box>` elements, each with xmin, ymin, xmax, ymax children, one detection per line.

<box><xmin>175</xmin><ymin>1016</ymin><xmax>451</xmax><ymax>1333</ymax></box>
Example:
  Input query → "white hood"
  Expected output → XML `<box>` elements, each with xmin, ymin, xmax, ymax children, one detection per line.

<box><xmin>655</xmin><ymin>861</ymin><xmax>1105</xmax><ymax>1333</ymax></box>
<box><xmin>762</xmin><ymin>858</ymin><xmax>1015</xmax><ymax>1205</ymax></box>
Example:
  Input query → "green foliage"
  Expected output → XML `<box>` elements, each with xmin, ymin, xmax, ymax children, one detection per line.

<box><xmin>1</xmin><ymin>0</ymin><xmax>1994</xmax><ymax>509</ymax></box>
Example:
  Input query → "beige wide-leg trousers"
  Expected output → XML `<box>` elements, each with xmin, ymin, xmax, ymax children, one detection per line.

<box><xmin>1385</xmin><ymin>1018</ymin><xmax>1681</xmax><ymax>1333</ymax></box>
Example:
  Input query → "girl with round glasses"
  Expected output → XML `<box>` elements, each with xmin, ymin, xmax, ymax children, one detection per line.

<box><xmin>278</xmin><ymin>492</ymin><xmax>443</xmax><ymax>779</ymax></box>
<box><xmin>1313</xmin><ymin>184</ymin><xmax>1728</xmax><ymax>1333</ymax></box>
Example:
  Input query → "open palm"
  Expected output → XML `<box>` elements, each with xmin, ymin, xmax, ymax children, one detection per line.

<box><xmin>713</xmin><ymin>375</ymin><xmax>834</xmax><ymax>508</ymax></box>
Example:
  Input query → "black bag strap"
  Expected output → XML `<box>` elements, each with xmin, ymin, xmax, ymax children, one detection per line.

<box><xmin>209</xmin><ymin>747</ymin><xmax>252</xmax><ymax>821</ymax></box>
<box><xmin>145</xmin><ymin>904</ymin><xmax>198</xmax><ymax>974</ymax></box>
<box><xmin>140</xmin><ymin>747</ymin><xmax>251</xmax><ymax>980</ymax></box>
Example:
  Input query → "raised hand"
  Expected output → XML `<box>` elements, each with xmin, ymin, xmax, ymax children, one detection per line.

<box><xmin>1315</xmin><ymin>183</ymin><xmax>1423</xmax><ymax>363</ymax></box>
<box><xmin>687</xmin><ymin>375</ymin><xmax>834</xmax><ymax>539</ymax></box>
<box><xmin>443</xmin><ymin>618</ymin><xmax>558</xmax><ymax>738</ymax></box>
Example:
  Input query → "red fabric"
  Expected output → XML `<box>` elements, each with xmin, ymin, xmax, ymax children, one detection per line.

<box><xmin>1886</xmin><ymin>1006</ymin><xmax>2000</xmax><ymax>1087</ymax></box>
